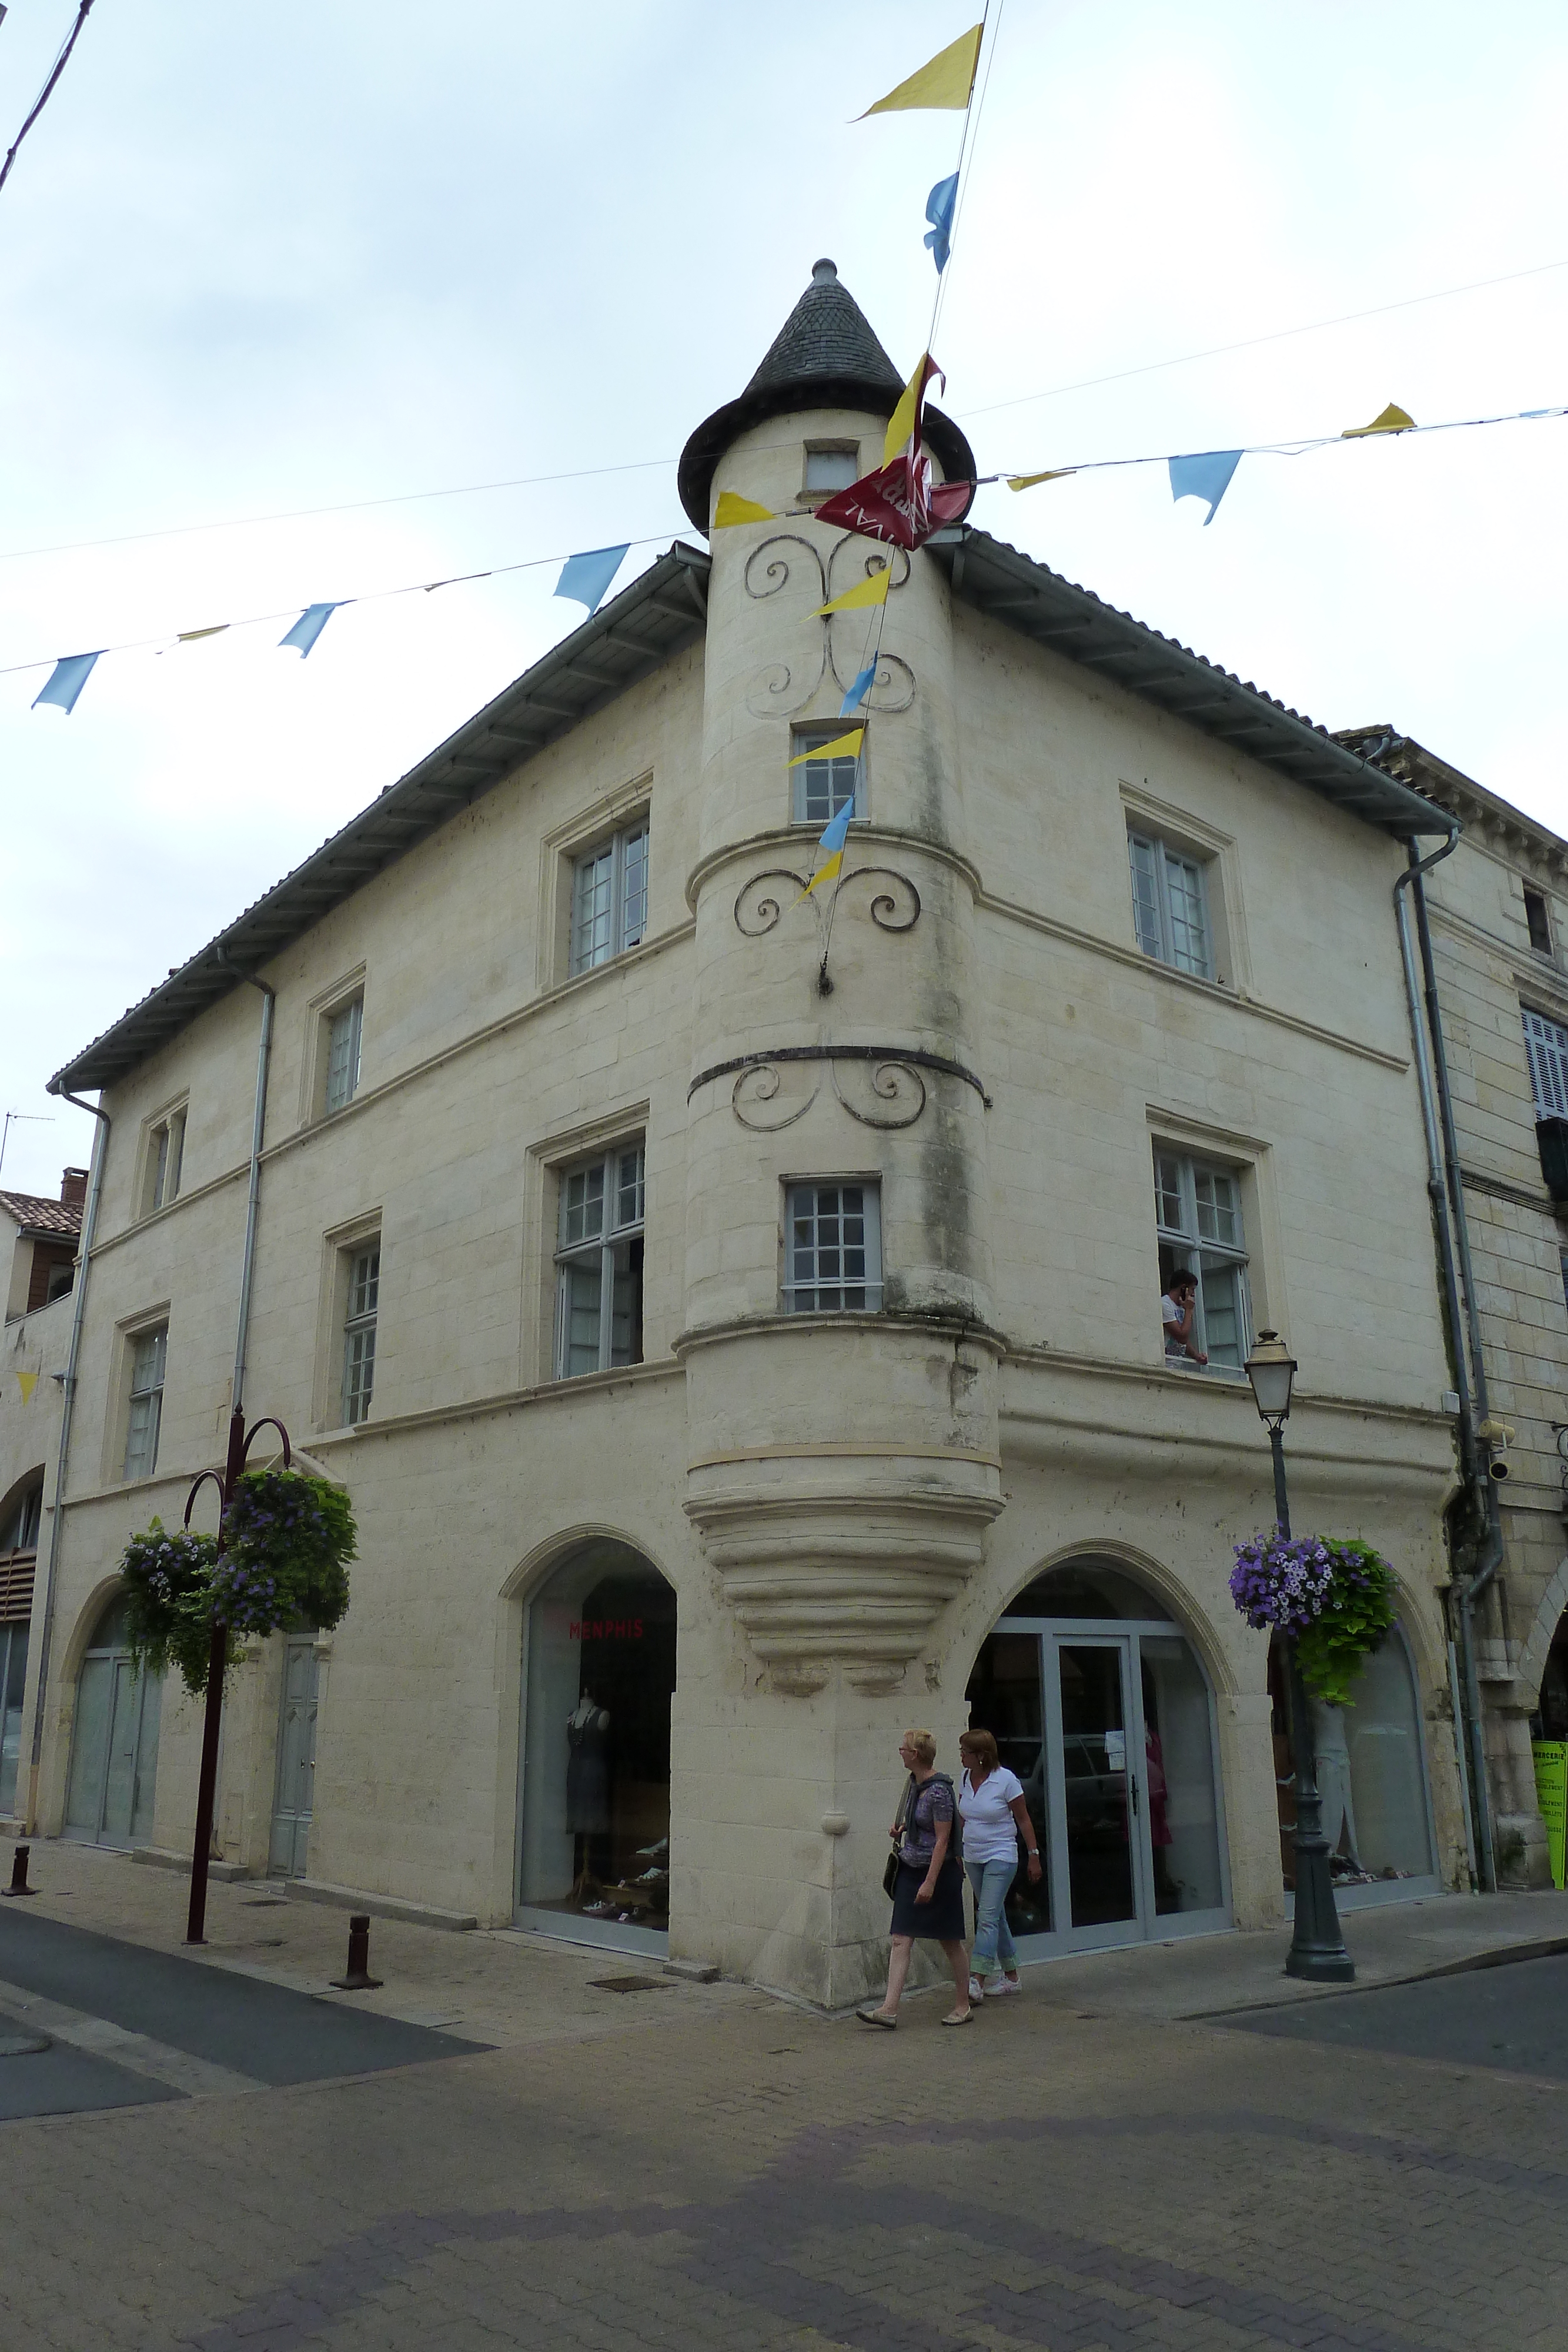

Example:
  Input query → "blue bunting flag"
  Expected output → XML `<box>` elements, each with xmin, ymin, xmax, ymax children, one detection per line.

<box><xmin>32</xmin><ymin>651</ymin><xmax>102</xmax><ymax>714</ymax></box>
<box><xmin>554</xmin><ymin>545</ymin><xmax>630</xmax><ymax>617</ymax></box>
<box><xmin>1168</xmin><ymin>449</ymin><xmax>1243</xmax><ymax>526</ymax></box>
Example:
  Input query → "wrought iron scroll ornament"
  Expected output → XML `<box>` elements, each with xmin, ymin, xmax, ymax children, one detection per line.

<box><xmin>690</xmin><ymin>1044</ymin><xmax>991</xmax><ymax>1136</ymax></box>
<box><xmin>742</xmin><ymin>532</ymin><xmax>914</xmax><ymax>719</ymax></box>
<box><xmin>733</xmin><ymin>859</ymin><xmax>921</xmax><ymax>995</ymax></box>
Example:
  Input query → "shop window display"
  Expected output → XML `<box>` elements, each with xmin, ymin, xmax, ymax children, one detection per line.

<box><xmin>1268</xmin><ymin>1623</ymin><xmax>1435</xmax><ymax>1897</ymax></box>
<box><xmin>519</xmin><ymin>1545</ymin><xmax>676</xmax><ymax>1938</ymax></box>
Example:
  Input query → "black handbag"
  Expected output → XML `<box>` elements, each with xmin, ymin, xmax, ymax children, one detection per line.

<box><xmin>883</xmin><ymin>1772</ymin><xmax>917</xmax><ymax>1897</ymax></box>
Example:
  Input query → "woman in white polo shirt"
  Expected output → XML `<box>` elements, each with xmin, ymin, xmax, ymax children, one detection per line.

<box><xmin>957</xmin><ymin>1728</ymin><xmax>1042</xmax><ymax>2002</ymax></box>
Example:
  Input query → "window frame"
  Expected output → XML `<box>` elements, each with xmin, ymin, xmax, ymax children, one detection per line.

<box><xmin>1524</xmin><ymin>886</ymin><xmax>1554</xmax><ymax>958</ymax></box>
<box><xmin>1523</xmin><ymin>1005</ymin><xmax>1568</xmax><ymax>1120</ymax></box>
<box><xmin>781</xmin><ymin>1180</ymin><xmax>883</xmax><ymax>1314</ymax></box>
<box><xmin>324</xmin><ymin>995</ymin><xmax>364</xmax><ymax>1116</ymax></box>
<box><xmin>568</xmin><ymin>821</ymin><xmax>649</xmax><ymax>978</ymax></box>
<box><xmin>122</xmin><ymin>1323</ymin><xmax>168</xmax><ymax>1481</ymax></box>
<box><xmin>340</xmin><ymin>1241</ymin><xmax>380</xmax><ymax>1426</ymax></box>
<box><xmin>803</xmin><ymin>441</ymin><xmax>861</xmax><ymax>496</ymax></box>
<box><xmin>139</xmin><ymin>1103</ymin><xmax>188</xmax><ymax>1219</ymax></box>
<box><xmin>552</xmin><ymin>1141</ymin><xmax>646</xmax><ymax>1379</ymax></box>
<box><xmin>1153</xmin><ymin>1149</ymin><xmax>1251</xmax><ymax>1374</ymax></box>
<box><xmin>1128</xmin><ymin>828</ymin><xmax>1216</xmax><ymax>981</ymax></box>
<box><xmin>790</xmin><ymin>726</ymin><xmax>866</xmax><ymax>827</ymax></box>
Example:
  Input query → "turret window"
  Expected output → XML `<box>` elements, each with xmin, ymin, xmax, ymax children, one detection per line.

<box><xmin>804</xmin><ymin>445</ymin><xmax>859</xmax><ymax>494</ymax></box>
<box><xmin>783</xmin><ymin>1182</ymin><xmax>882</xmax><ymax>1313</ymax></box>
<box><xmin>790</xmin><ymin>727</ymin><xmax>865</xmax><ymax>827</ymax></box>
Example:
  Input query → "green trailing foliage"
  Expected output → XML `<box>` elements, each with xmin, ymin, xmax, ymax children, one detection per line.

<box><xmin>1295</xmin><ymin>1538</ymin><xmax>1398</xmax><ymax>1706</ymax></box>
<box><xmin>116</xmin><ymin>1472</ymin><xmax>355</xmax><ymax>1698</ymax></box>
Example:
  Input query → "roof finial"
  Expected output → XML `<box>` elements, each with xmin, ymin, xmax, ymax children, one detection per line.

<box><xmin>811</xmin><ymin>257</ymin><xmax>837</xmax><ymax>282</ymax></box>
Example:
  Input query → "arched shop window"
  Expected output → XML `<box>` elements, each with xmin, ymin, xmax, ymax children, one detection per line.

<box><xmin>965</xmin><ymin>1559</ymin><xmax>1229</xmax><ymax>1956</ymax></box>
<box><xmin>516</xmin><ymin>1542</ymin><xmax>676</xmax><ymax>1951</ymax></box>
<box><xmin>1268</xmin><ymin>1623</ymin><xmax>1437</xmax><ymax>1903</ymax></box>
<box><xmin>62</xmin><ymin>1592</ymin><xmax>162</xmax><ymax>1849</ymax></box>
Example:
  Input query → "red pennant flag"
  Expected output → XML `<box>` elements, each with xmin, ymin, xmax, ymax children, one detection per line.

<box><xmin>814</xmin><ymin>455</ymin><xmax>971</xmax><ymax>550</ymax></box>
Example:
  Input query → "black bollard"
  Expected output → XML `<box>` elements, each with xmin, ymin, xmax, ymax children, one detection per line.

<box><xmin>3</xmin><ymin>1843</ymin><xmax>36</xmax><ymax>1897</ymax></box>
<box><xmin>329</xmin><ymin>1912</ymin><xmax>383</xmax><ymax>1990</ymax></box>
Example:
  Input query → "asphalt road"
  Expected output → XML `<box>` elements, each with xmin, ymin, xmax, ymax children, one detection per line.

<box><xmin>0</xmin><ymin>1906</ymin><xmax>488</xmax><ymax>2119</ymax></box>
<box><xmin>1225</xmin><ymin>1950</ymin><xmax>1568</xmax><ymax>2079</ymax></box>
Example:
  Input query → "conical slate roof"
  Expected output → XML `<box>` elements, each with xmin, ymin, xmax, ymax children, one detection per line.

<box><xmin>677</xmin><ymin>258</ymin><xmax>976</xmax><ymax>532</ymax></box>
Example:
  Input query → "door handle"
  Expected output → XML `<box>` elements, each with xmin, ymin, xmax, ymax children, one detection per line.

<box><xmin>1129</xmin><ymin>1770</ymin><xmax>1139</xmax><ymax>1816</ymax></box>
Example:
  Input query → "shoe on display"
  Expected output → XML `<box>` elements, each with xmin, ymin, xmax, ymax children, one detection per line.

<box><xmin>635</xmin><ymin>1836</ymin><xmax>670</xmax><ymax>1862</ymax></box>
<box><xmin>580</xmin><ymin>1901</ymin><xmax>617</xmax><ymax>1919</ymax></box>
<box><xmin>634</xmin><ymin>1866</ymin><xmax>669</xmax><ymax>1885</ymax></box>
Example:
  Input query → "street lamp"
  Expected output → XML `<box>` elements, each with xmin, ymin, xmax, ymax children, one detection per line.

<box><xmin>1244</xmin><ymin>1331</ymin><xmax>1355</xmax><ymax>1985</ymax></box>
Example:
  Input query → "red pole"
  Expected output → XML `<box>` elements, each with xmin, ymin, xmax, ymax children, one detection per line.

<box><xmin>185</xmin><ymin>1405</ymin><xmax>245</xmax><ymax>1945</ymax></box>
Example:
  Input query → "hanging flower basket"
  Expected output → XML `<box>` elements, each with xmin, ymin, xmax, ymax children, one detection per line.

<box><xmin>119</xmin><ymin>1519</ymin><xmax>233</xmax><ymax>1694</ymax></box>
<box><xmin>1229</xmin><ymin>1532</ymin><xmax>1398</xmax><ymax>1707</ymax></box>
<box><xmin>117</xmin><ymin>1473</ymin><xmax>355</xmax><ymax>1696</ymax></box>
<box><xmin>215</xmin><ymin>1469</ymin><xmax>356</xmax><ymax>1637</ymax></box>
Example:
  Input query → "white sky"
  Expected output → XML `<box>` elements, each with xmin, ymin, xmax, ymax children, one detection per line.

<box><xmin>1</xmin><ymin>0</ymin><xmax>1564</xmax><ymax>1197</ymax></box>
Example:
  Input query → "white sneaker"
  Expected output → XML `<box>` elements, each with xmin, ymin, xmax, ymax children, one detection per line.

<box><xmin>967</xmin><ymin>1976</ymin><xmax>985</xmax><ymax>2003</ymax></box>
<box><xmin>988</xmin><ymin>1974</ymin><xmax>1023</xmax><ymax>1996</ymax></box>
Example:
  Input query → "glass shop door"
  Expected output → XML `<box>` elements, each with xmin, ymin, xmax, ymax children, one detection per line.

<box><xmin>1046</xmin><ymin>1635</ymin><xmax>1147</xmax><ymax>1949</ymax></box>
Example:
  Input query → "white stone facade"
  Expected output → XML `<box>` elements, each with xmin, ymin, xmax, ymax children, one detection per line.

<box><xmin>15</xmin><ymin>270</ymin><xmax>1479</xmax><ymax>2002</ymax></box>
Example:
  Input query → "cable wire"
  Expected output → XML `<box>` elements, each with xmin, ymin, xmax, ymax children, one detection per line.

<box><xmin>0</xmin><ymin>0</ymin><xmax>97</xmax><ymax>198</ymax></box>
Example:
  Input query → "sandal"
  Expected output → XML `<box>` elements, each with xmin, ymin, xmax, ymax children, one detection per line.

<box><xmin>941</xmin><ymin>2006</ymin><xmax>974</xmax><ymax>2026</ymax></box>
<box><xmin>857</xmin><ymin>2007</ymin><xmax>898</xmax><ymax>2029</ymax></box>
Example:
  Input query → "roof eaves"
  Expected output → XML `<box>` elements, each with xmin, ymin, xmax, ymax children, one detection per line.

<box><xmin>938</xmin><ymin>529</ymin><xmax>1448</xmax><ymax>841</ymax></box>
<box><xmin>49</xmin><ymin>542</ymin><xmax>713</xmax><ymax>1097</ymax></box>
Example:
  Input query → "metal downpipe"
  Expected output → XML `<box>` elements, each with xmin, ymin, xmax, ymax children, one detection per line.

<box><xmin>24</xmin><ymin>1090</ymin><xmax>109</xmax><ymax>1833</ymax></box>
<box><xmin>1402</xmin><ymin>837</ymin><xmax>1500</xmax><ymax>1889</ymax></box>
<box><xmin>217</xmin><ymin>947</ymin><xmax>276</xmax><ymax>1418</ymax></box>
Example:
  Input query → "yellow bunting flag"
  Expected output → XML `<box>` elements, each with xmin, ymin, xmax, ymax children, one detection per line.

<box><xmin>1342</xmin><ymin>403</ymin><xmax>1415</xmax><ymax>439</ymax></box>
<box><xmin>815</xmin><ymin>570</ymin><xmax>892</xmax><ymax>618</ymax></box>
<box><xmin>177</xmin><ymin>625</ymin><xmax>230</xmax><ymax>642</ymax></box>
<box><xmin>798</xmin><ymin>797</ymin><xmax>857</xmax><ymax>901</ymax></box>
<box><xmin>17</xmin><ymin>1372</ymin><xmax>38</xmax><ymax>1404</ymax></box>
<box><xmin>859</xmin><ymin>23</ymin><xmax>983</xmax><ymax>116</ymax></box>
<box><xmin>883</xmin><ymin>352</ymin><xmax>941</xmax><ymax>467</ymax></box>
<box><xmin>787</xmin><ymin>727</ymin><xmax>864</xmax><ymax>767</ymax></box>
<box><xmin>1007</xmin><ymin>469</ymin><xmax>1078</xmax><ymax>492</ymax></box>
<box><xmin>714</xmin><ymin>492</ymin><xmax>775</xmax><ymax>529</ymax></box>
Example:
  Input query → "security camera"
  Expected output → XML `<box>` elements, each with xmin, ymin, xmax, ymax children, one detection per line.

<box><xmin>1477</xmin><ymin>1418</ymin><xmax>1516</xmax><ymax>1482</ymax></box>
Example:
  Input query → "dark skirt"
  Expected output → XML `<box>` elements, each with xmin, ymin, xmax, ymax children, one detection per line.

<box><xmin>889</xmin><ymin>1856</ymin><xmax>967</xmax><ymax>1942</ymax></box>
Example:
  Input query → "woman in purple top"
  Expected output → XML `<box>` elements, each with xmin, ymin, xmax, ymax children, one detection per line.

<box><xmin>858</xmin><ymin>1728</ymin><xmax>972</xmax><ymax>2027</ymax></box>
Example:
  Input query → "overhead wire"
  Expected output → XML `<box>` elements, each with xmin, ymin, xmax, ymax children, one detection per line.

<box><xmin>0</xmin><ymin>0</ymin><xmax>97</xmax><ymax>198</ymax></box>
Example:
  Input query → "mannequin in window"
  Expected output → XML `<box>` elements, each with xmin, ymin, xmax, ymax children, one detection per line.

<box><xmin>1309</xmin><ymin>1696</ymin><xmax>1362</xmax><ymax>1875</ymax></box>
<box><xmin>566</xmin><ymin>1690</ymin><xmax>611</xmax><ymax>1903</ymax></box>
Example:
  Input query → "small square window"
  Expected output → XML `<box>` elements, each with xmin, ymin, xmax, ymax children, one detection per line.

<box><xmin>553</xmin><ymin>1142</ymin><xmax>645</xmax><ymax>1378</ymax></box>
<box><xmin>804</xmin><ymin>445</ymin><xmax>859</xmax><ymax>494</ymax></box>
<box><xmin>342</xmin><ymin>1242</ymin><xmax>379</xmax><ymax>1425</ymax></box>
<box><xmin>1129</xmin><ymin>830</ymin><xmax>1215</xmax><ymax>981</ymax></box>
<box><xmin>325</xmin><ymin>998</ymin><xmax>363</xmax><ymax>1115</ymax></box>
<box><xmin>790</xmin><ymin>727</ymin><xmax>864</xmax><ymax>827</ymax></box>
<box><xmin>570</xmin><ymin>823</ymin><xmax>648</xmax><ymax>977</ymax></box>
<box><xmin>1525</xmin><ymin>887</ymin><xmax>1553</xmax><ymax>957</ymax></box>
<box><xmin>783</xmin><ymin>1182</ymin><xmax>882</xmax><ymax>1313</ymax></box>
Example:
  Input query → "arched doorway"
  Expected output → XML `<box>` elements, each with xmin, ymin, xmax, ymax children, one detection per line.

<box><xmin>1267</xmin><ymin>1622</ymin><xmax>1439</xmax><ymax>1905</ymax></box>
<box><xmin>1531</xmin><ymin>1609</ymin><xmax>1567</xmax><ymax>1890</ymax></box>
<box><xmin>62</xmin><ymin>1592</ymin><xmax>162</xmax><ymax>1849</ymax></box>
<box><xmin>964</xmin><ymin>1559</ymin><xmax>1230</xmax><ymax>1956</ymax></box>
<box><xmin>514</xmin><ymin>1541</ymin><xmax>676</xmax><ymax>1953</ymax></box>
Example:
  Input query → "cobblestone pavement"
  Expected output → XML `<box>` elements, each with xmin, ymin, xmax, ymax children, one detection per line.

<box><xmin>4</xmin><ymin>1937</ymin><xmax>1567</xmax><ymax>2351</ymax></box>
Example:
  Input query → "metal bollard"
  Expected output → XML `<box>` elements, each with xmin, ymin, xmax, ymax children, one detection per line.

<box><xmin>3</xmin><ymin>1843</ymin><xmax>36</xmax><ymax>1898</ymax></box>
<box><xmin>329</xmin><ymin>1912</ymin><xmax>383</xmax><ymax>1990</ymax></box>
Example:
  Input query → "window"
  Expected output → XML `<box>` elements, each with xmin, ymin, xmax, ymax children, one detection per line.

<box><xmin>570</xmin><ymin>823</ymin><xmax>648</xmax><ymax>977</ymax></box>
<box><xmin>1525</xmin><ymin>887</ymin><xmax>1554</xmax><ymax>957</ymax></box>
<box><xmin>44</xmin><ymin>1261</ymin><xmax>74</xmax><ymax>1305</ymax></box>
<box><xmin>804</xmin><ymin>445</ymin><xmax>858</xmax><ymax>494</ymax></box>
<box><xmin>325</xmin><ymin>998</ymin><xmax>363</xmax><ymax>1114</ymax></box>
<box><xmin>1128</xmin><ymin>831</ymin><xmax>1215</xmax><ymax>980</ymax></box>
<box><xmin>141</xmin><ymin>1107</ymin><xmax>186</xmax><ymax>1217</ymax></box>
<box><xmin>2</xmin><ymin>1479</ymin><xmax>42</xmax><ymax>1553</ymax></box>
<box><xmin>791</xmin><ymin>726</ymin><xmax>864</xmax><ymax>827</ymax></box>
<box><xmin>122</xmin><ymin>1325</ymin><xmax>167</xmax><ymax>1480</ymax></box>
<box><xmin>554</xmin><ymin>1143</ymin><xmax>644</xmax><ymax>1378</ymax></box>
<box><xmin>783</xmin><ymin>1181</ymin><xmax>882</xmax><ymax>1312</ymax></box>
<box><xmin>1154</xmin><ymin>1152</ymin><xmax>1249</xmax><ymax>1370</ymax></box>
<box><xmin>1523</xmin><ymin>1008</ymin><xmax>1568</xmax><ymax>1118</ymax></box>
<box><xmin>341</xmin><ymin>1244</ymin><xmax>379</xmax><ymax>1425</ymax></box>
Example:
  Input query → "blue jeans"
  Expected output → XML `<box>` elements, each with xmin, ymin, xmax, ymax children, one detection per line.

<box><xmin>965</xmin><ymin>1857</ymin><xmax>1018</xmax><ymax>1976</ymax></box>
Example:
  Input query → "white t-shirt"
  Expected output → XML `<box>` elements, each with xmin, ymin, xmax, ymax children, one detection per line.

<box><xmin>958</xmin><ymin>1765</ymin><xmax>1025</xmax><ymax>1865</ymax></box>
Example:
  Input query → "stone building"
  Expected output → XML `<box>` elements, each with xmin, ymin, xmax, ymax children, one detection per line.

<box><xmin>0</xmin><ymin>1168</ymin><xmax>83</xmax><ymax>1825</ymax></box>
<box><xmin>16</xmin><ymin>263</ymin><xmax>1473</xmax><ymax>2002</ymax></box>
<box><xmin>1339</xmin><ymin>729</ymin><xmax>1568</xmax><ymax>1888</ymax></box>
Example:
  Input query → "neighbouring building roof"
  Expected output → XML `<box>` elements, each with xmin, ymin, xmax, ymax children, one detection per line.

<box><xmin>52</xmin><ymin>517</ymin><xmax>1450</xmax><ymax>1101</ymax></box>
<box><xmin>933</xmin><ymin>531</ymin><xmax>1447</xmax><ymax>841</ymax></box>
<box><xmin>0</xmin><ymin>1190</ymin><xmax>82</xmax><ymax>1241</ymax></box>
<box><xmin>678</xmin><ymin>258</ymin><xmax>977</xmax><ymax>532</ymax></box>
<box><xmin>49</xmin><ymin>543</ymin><xmax>713</xmax><ymax>1097</ymax></box>
<box><xmin>1336</xmin><ymin>726</ymin><xmax>1568</xmax><ymax>877</ymax></box>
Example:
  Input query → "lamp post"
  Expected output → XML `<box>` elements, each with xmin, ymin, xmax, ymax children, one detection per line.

<box><xmin>1243</xmin><ymin>1331</ymin><xmax>1355</xmax><ymax>1985</ymax></box>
